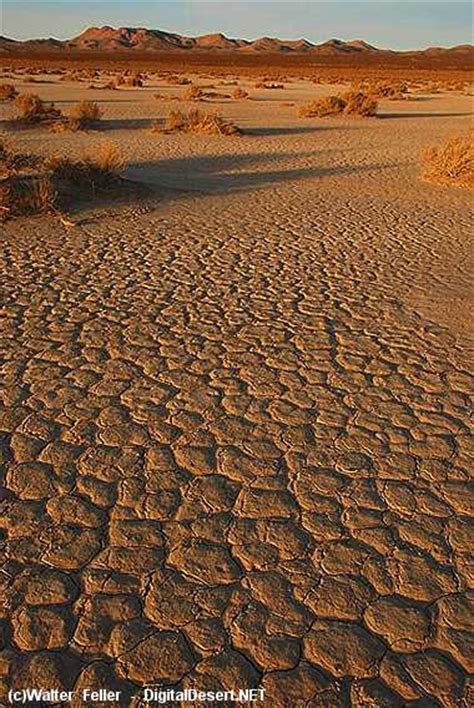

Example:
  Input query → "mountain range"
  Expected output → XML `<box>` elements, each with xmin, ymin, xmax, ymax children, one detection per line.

<box><xmin>0</xmin><ymin>26</ymin><xmax>472</xmax><ymax>56</ymax></box>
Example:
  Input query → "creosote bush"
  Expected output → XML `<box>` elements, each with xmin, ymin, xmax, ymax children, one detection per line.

<box><xmin>341</xmin><ymin>90</ymin><xmax>378</xmax><ymax>116</ymax></box>
<box><xmin>70</xmin><ymin>100</ymin><xmax>103</xmax><ymax>125</ymax></box>
<box><xmin>13</xmin><ymin>93</ymin><xmax>62</xmax><ymax>124</ymax></box>
<box><xmin>299</xmin><ymin>91</ymin><xmax>377</xmax><ymax>118</ymax></box>
<box><xmin>152</xmin><ymin>109</ymin><xmax>241</xmax><ymax>136</ymax></box>
<box><xmin>299</xmin><ymin>95</ymin><xmax>346</xmax><ymax>117</ymax></box>
<box><xmin>164</xmin><ymin>75</ymin><xmax>191</xmax><ymax>85</ymax></box>
<box><xmin>0</xmin><ymin>174</ymin><xmax>55</xmax><ymax>217</ymax></box>
<box><xmin>47</xmin><ymin>141</ymin><xmax>124</xmax><ymax>187</ymax></box>
<box><xmin>1</xmin><ymin>139</ymin><xmax>125</xmax><ymax>218</ymax></box>
<box><xmin>420</xmin><ymin>131</ymin><xmax>473</xmax><ymax>189</ymax></box>
<box><xmin>184</xmin><ymin>85</ymin><xmax>204</xmax><ymax>101</ymax></box>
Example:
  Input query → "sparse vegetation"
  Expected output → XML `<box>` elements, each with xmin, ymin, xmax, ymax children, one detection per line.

<box><xmin>420</xmin><ymin>131</ymin><xmax>473</xmax><ymax>188</ymax></box>
<box><xmin>70</xmin><ymin>100</ymin><xmax>103</xmax><ymax>126</ymax></box>
<box><xmin>47</xmin><ymin>142</ymin><xmax>123</xmax><ymax>190</ymax></box>
<box><xmin>184</xmin><ymin>85</ymin><xmax>204</xmax><ymax>101</ymax></box>
<box><xmin>152</xmin><ymin>108</ymin><xmax>241</xmax><ymax>135</ymax></box>
<box><xmin>299</xmin><ymin>91</ymin><xmax>377</xmax><ymax>117</ymax></box>
<box><xmin>50</xmin><ymin>100</ymin><xmax>103</xmax><ymax>132</ymax></box>
<box><xmin>352</xmin><ymin>80</ymin><xmax>408</xmax><ymax>100</ymax></box>
<box><xmin>163</xmin><ymin>75</ymin><xmax>191</xmax><ymax>85</ymax></box>
<box><xmin>341</xmin><ymin>90</ymin><xmax>378</xmax><ymax>116</ymax></box>
<box><xmin>0</xmin><ymin>174</ymin><xmax>56</xmax><ymax>217</ymax></box>
<box><xmin>0</xmin><ymin>138</ymin><xmax>126</xmax><ymax>218</ymax></box>
<box><xmin>299</xmin><ymin>95</ymin><xmax>346</xmax><ymax>117</ymax></box>
<box><xmin>13</xmin><ymin>92</ymin><xmax>62</xmax><ymax>124</ymax></box>
<box><xmin>232</xmin><ymin>87</ymin><xmax>249</xmax><ymax>100</ymax></box>
<box><xmin>0</xmin><ymin>83</ymin><xmax>19</xmax><ymax>101</ymax></box>
<box><xmin>154</xmin><ymin>93</ymin><xmax>180</xmax><ymax>102</ymax></box>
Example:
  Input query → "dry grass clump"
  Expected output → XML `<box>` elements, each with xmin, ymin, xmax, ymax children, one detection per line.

<box><xmin>1</xmin><ymin>139</ymin><xmax>125</xmax><ymax>218</ymax></box>
<box><xmin>51</xmin><ymin>101</ymin><xmax>103</xmax><ymax>132</ymax></box>
<box><xmin>154</xmin><ymin>93</ymin><xmax>180</xmax><ymax>102</ymax></box>
<box><xmin>77</xmin><ymin>99</ymin><xmax>101</xmax><ymax>117</ymax></box>
<box><xmin>0</xmin><ymin>174</ymin><xmax>55</xmax><ymax>217</ymax></box>
<box><xmin>184</xmin><ymin>85</ymin><xmax>204</xmax><ymax>101</ymax></box>
<box><xmin>341</xmin><ymin>90</ymin><xmax>378</xmax><ymax>116</ymax></box>
<box><xmin>299</xmin><ymin>95</ymin><xmax>346</xmax><ymax>117</ymax></box>
<box><xmin>233</xmin><ymin>87</ymin><xmax>249</xmax><ymax>100</ymax></box>
<box><xmin>70</xmin><ymin>100</ymin><xmax>102</xmax><ymax>125</ymax></box>
<box><xmin>13</xmin><ymin>93</ymin><xmax>62</xmax><ymax>124</ymax></box>
<box><xmin>153</xmin><ymin>109</ymin><xmax>241</xmax><ymax>136</ymax></box>
<box><xmin>0</xmin><ymin>134</ymin><xmax>41</xmax><ymax>176</ymax></box>
<box><xmin>164</xmin><ymin>75</ymin><xmax>191</xmax><ymax>85</ymax></box>
<box><xmin>352</xmin><ymin>80</ymin><xmax>408</xmax><ymax>100</ymax></box>
<box><xmin>0</xmin><ymin>83</ymin><xmax>19</xmax><ymax>101</ymax></box>
<box><xmin>47</xmin><ymin>142</ymin><xmax>123</xmax><ymax>190</ymax></box>
<box><xmin>420</xmin><ymin>131</ymin><xmax>473</xmax><ymax>189</ymax></box>
<box><xmin>299</xmin><ymin>91</ymin><xmax>377</xmax><ymax>117</ymax></box>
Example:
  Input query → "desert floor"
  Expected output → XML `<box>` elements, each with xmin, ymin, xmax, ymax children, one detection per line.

<box><xmin>1</xmin><ymin>75</ymin><xmax>473</xmax><ymax>706</ymax></box>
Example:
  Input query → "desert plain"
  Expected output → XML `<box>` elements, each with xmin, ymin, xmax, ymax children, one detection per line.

<box><xmin>0</xmin><ymin>54</ymin><xmax>473</xmax><ymax>707</ymax></box>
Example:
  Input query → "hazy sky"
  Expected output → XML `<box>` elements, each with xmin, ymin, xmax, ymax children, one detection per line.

<box><xmin>1</xmin><ymin>2</ymin><xmax>472</xmax><ymax>50</ymax></box>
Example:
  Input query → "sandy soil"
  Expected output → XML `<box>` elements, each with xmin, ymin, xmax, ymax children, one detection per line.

<box><xmin>1</xmin><ymin>75</ymin><xmax>473</xmax><ymax>706</ymax></box>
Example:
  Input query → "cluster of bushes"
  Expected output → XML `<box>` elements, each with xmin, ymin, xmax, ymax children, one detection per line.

<box><xmin>0</xmin><ymin>135</ymin><xmax>125</xmax><ymax>218</ymax></box>
<box><xmin>152</xmin><ymin>108</ymin><xmax>242</xmax><ymax>136</ymax></box>
<box><xmin>420</xmin><ymin>131</ymin><xmax>473</xmax><ymax>189</ymax></box>
<box><xmin>352</xmin><ymin>80</ymin><xmax>409</xmax><ymax>100</ymax></box>
<box><xmin>163</xmin><ymin>75</ymin><xmax>192</xmax><ymax>86</ymax></box>
<box><xmin>13</xmin><ymin>93</ymin><xmax>62</xmax><ymax>124</ymax></box>
<box><xmin>9</xmin><ymin>93</ymin><xmax>103</xmax><ymax>131</ymax></box>
<box><xmin>300</xmin><ymin>90</ymin><xmax>378</xmax><ymax>118</ymax></box>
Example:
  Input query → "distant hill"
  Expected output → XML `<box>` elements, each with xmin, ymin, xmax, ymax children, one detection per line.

<box><xmin>0</xmin><ymin>25</ymin><xmax>472</xmax><ymax>58</ymax></box>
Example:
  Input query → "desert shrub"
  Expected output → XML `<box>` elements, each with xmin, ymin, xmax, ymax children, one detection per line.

<box><xmin>13</xmin><ymin>93</ymin><xmax>61</xmax><ymax>124</ymax></box>
<box><xmin>0</xmin><ymin>139</ymin><xmax>126</xmax><ymax>219</ymax></box>
<box><xmin>184</xmin><ymin>85</ymin><xmax>204</xmax><ymax>101</ymax></box>
<box><xmin>233</xmin><ymin>87</ymin><xmax>249</xmax><ymax>100</ymax></box>
<box><xmin>153</xmin><ymin>109</ymin><xmax>241</xmax><ymax>136</ymax></box>
<box><xmin>299</xmin><ymin>95</ymin><xmax>346</xmax><ymax>117</ymax></box>
<box><xmin>70</xmin><ymin>100</ymin><xmax>102</xmax><ymax>124</ymax></box>
<box><xmin>0</xmin><ymin>83</ymin><xmax>19</xmax><ymax>101</ymax></box>
<box><xmin>341</xmin><ymin>90</ymin><xmax>378</xmax><ymax>116</ymax></box>
<box><xmin>353</xmin><ymin>80</ymin><xmax>408</xmax><ymax>100</ymax></box>
<box><xmin>0</xmin><ymin>174</ymin><xmax>55</xmax><ymax>217</ymax></box>
<box><xmin>420</xmin><ymin>131</ymin><xmax>473</xmax><ymax>188</ymax></box>
<box><xmin>164</xmin><ymin>75</ymin><xmax>191</xmax><ymax>85</ymax></box>
<box><xmin>0</xmin><ymin>134</ymin><xmax>38</xmax><ymax>175</ymax></box>
<box><xmin>154</xmin><ymin>93</ymin><xmax>180</xmax><ymax>102</ymax></box>
<box><xmin>374</xmin><ymin>81</ymin><xmax>408</xmax><ymax>99</ymax></box>
<box><xmin>48</xmin><ymin>141</ymin><xmax>124</xmax><ymax>184</ymax></box>
<box><xmin>50</xmin><ymin>101</ymin><xmax>103</xmax><ymax>132</ymax></box>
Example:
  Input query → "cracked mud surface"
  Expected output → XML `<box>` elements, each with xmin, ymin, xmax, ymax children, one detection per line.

<box><xmin>1</xmin><ymin>80</ymin><xmax>473</xmax><ymax>706</ymax></box>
